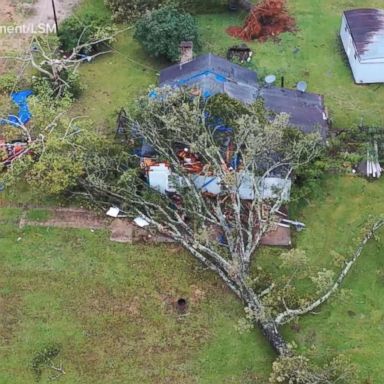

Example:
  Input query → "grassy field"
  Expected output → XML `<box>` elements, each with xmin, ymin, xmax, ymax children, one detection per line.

<box><xmin>2</xmin><ymin>177</ymin><xmax>384</xmax><ymax>382</ymax></box>
<box><xmin>0</xmin><ymin>205</ymin><xmax>274</xmax><ymax>383</ymax></box>
<box><xmin>74</xmin><ymin>0</ymin><xmax>384</xmax><ymax>130</ymax></box>
<box><xmin>198</xmin><ymin>0</ymin><xmax>384</xmax><ymax>129</ymax></box>
<box><xmin>261</xmin><ymin>176</ymin><xmax>384</xmax><ymax>381</ymax></box>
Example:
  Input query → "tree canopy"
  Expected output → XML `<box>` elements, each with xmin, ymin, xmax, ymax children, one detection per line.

<box><xmin>134</xmin><ymin>6</ymin><xmax>201</xmax><ymax>62</ymax></box>
<box><xmin>105</xmin><ymin>0</ymin><xmax>227</xmax><ymax>22</ymax></box>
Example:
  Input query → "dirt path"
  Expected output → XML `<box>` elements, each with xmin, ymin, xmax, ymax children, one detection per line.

<box><xmin>26</xmin><ymin>0</ymin><xmax>82</xmax><ymax>27</ymax></box>
<box><xmin>0</xmin><ymin>0</ymin><xmax>81</xmax><ymax>73</ymax></box>
<box><xmin>18</xmin><ymin>207</ymin><xmax>175</xmax><ymax>244</ymax></box>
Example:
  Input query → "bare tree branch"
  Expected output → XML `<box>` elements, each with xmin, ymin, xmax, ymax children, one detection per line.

<box><xmin>275</xmin><ymin>218</ymin><xmax>384</xmax><ymax>325</ymax></box>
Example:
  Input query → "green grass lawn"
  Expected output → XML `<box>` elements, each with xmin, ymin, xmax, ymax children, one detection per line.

<box><xmin>2</xmin><ymin>176</ymin><xmax>384</xmax><ymax>382</ymax></box>
<box><xmin>258</xmin><ymin>176</ymin><xmax>384</xmax><ymax>381</ymax></box>
<box><xmin>290</xmin><ymin>176</ymin><xmax>384</xmax><ymax>381</ymax></box>
<box><xmin>0</xmin><ymin>206</ymin><xmax>274</xmax><ymax>383</ymax></box>
<box><xmin>3</xmin><ymin>0</ymin><xmax>384</xmax><ymax>382</ymax></box>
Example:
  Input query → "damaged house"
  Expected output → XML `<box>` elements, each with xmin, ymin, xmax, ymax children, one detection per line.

<box><xmin>141</xmin><ymin>53</ymin><xmax>328</xmax><ymax>246</ymax></box>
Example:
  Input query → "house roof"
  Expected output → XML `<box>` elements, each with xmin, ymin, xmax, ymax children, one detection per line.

<box><xmin>260</xmin><ymin>87</ymin><xmax>328</xmax><ymax>140</ymax></box>
<box><xmin>159</xmin><ymin>53</ymin><xmax>258</xmax><ymax>88</ymax></box>
<box><xmin>344</xmin><ymin>8</ymin><xmax>384</xmax><ymax>61</ymax></box>
<box><xmin>159</xmin><ymin>54</ymin><xmax>328</xmax><ymax>139</ymax></box>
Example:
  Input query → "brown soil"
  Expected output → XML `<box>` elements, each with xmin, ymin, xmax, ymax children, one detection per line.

<box><xmin>0</xmin><ymin>0</ymin><xmax>15</xmax><ymax>24</ymax></box>
<box><xmin>19</xmin><ymin>207</ymin><xmax>176</xmax><ymax>244</ymax></box>
<box><xmin>0</xmin><ymin>0</ymin><xmax>81</xmax><ymax>74</ymax></box>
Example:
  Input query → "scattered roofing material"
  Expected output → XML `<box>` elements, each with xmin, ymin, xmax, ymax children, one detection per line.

<box><xmin>343</xmin><ymin>8</ymin><xmax>384</xmax><ymax>62</ymax></box>
<box><xmin>0</xmin><ymin>139</ymin><xmax>31</xmax><ymax>168</ymax></box>
<box><xmin>357</xmin><ymin>140</ymin><xmax>382</xmax><ymax>178</ymax></box>
<box><xmin>147</xmin><ymin>164</ymin><xmax>292</xmax><ymax>202</ymax></box>
<box><xmin>159</xmin><ymin>53</ymin><xmax>328</xmax><ymax>138</ymax></box>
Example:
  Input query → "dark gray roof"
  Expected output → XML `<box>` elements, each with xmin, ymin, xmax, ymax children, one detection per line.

<box><xmin>159</xmin><ymin>54</ymin><xmax>328</xmax><ymax>139</ymax></box>
<box><xmin>260</xmin><ymin>87</ymin><xmax>328</xmax><ymax>140</ymax></box>
<box><xmin>344</xmin><ymin>8</ymin><xmax>384</xmax><ymax>61</ymax></box>
<box><xmin>159</xmin><ymin>53</ymin><xmax>258</xmax><ymax>87</ymax></box>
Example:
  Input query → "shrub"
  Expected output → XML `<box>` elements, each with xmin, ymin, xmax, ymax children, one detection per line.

<box><xmin>58</xmin><ymin>12</ymin><xmax>114</xmax><ymax>53</ymax></box>
<box><xmin>134</xmin><ymin>6</ymin><xmax>201</xmax><ymax>62</ymax></box>
<box><xmin>0</xmin><ymin>73</ymin><xmax>18</xmax><ymax>95</ymax></box>
<box><xmin>32</xmin><ymin>68</ymin><xmax>85</xmax><ymax>101</ymax></box>
<box><xmin>105</xmin><ymin>0</ymin><xmax>226</xmax><ymax>22</ymax></box>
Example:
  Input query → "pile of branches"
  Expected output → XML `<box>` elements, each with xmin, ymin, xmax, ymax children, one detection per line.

<box><xmin>227</xmin><ymin>0</ymin><xmax>295</xmax><ymax>41</ymax></box>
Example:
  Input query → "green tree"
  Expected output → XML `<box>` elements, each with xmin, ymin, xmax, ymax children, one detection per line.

<box><xmin>58</xmin><ymin>12</ymin><xmax>115</xmax><ymax>53</ymax></box>
<box><xmin>105</xmin><ymin>0</ymin><xmax>226</xmax><ymax>22</ymax></box>
<box><xmin>134</xmin><ymin>6</ymin><xmax>201</xmax><ymax>62</ymax></box>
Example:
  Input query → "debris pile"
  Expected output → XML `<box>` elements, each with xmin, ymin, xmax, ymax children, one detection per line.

<box><xmin>227</xmin><ymin>0</ymin><xmax>295</xmax><ymax>41</ymax></box>
<box><xmin>357</xmin><ymin>140</ymin><xmax>382</xmax><ymax>178</ymax></box>
<box><xmin>227</xmin><ymin>44</ymin><xmax>253</xmax><ymax>63</ymax></box>
<box><xmin>0</xmin><ymin>138</ymin><xmax>31</xmax><ymax>168</ymax></box>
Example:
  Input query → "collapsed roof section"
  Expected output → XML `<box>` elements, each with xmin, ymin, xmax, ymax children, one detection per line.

<box><xmin>147</xmin><ymin>163</ymin><xmax>292</xmax><ymax>202</ymax></box>
<box><xmin>159</xmin><ymin>53</ymin><xmax>328</xmax><ymax>140</ymax></box>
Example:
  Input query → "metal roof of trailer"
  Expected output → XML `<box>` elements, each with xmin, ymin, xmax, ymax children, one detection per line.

<box><xmin>344</xmin><ymin>8</ymin><xmax>384</xmax><ymax>61</ymax></box>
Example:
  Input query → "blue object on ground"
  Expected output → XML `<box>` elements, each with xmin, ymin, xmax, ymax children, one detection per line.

<box><xmin>0</xmin><ymin>90</ymin><xmax>33</xmax><ymax>126</ymax></box>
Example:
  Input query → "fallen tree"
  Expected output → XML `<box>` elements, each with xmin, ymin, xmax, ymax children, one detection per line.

<box><xmin>0</xmin><ymin>27</ymin><xmax>125</xmax><ymax>98</ymax></box>
<box><xmin>77</xmin><ymin>89</ymin><xmax>323</xmax><ymax>355</ymax></box>
<box><xmin>227</xmin><ymin>0</ymin><xmax>295</xmax><ymax>41</ymax></box>
<box><xmin>1</xmin><ymin>89</ymin><xmax>381</xmax><ymax>381</ymax></box>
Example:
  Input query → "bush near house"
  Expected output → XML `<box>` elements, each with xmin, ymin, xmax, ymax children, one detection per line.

<box><xmin>134</xmin><ymin>6</ymin><xmax>201</xmax><ymax>62</ymax></box>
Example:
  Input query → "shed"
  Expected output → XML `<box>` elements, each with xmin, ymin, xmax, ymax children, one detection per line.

<box><xmin>340</xmin><ymin>9</ymin><xmax>384</xmax><ymax>83</ymax></box>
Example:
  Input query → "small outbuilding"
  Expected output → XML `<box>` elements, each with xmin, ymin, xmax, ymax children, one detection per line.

<box><xmin>340</xmin><ymin>9</ymin><xmax>384</xmax><ymax>83</ymax></box>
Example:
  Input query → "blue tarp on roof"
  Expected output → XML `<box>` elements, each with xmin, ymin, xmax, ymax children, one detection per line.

<box><xmin>0</xmin><ymin>90</ymin><xmax>33</xmax><ymax>126</ymax></box>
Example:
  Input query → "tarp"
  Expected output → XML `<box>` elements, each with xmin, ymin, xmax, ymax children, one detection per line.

<box><xmin>0</xmin><ymin>90</ymin><xmax>33</xmax><ymax>126</ymax></box>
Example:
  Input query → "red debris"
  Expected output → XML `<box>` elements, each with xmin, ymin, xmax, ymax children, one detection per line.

<box><xmin>227</xmin><ymin>0</ymin><xmax>295</xmax><ymax>42</ymax></box>
<box><xmin>1</xmin><ymin>137</ymin><xmax>31</xmax><ymax>168</ymax></box>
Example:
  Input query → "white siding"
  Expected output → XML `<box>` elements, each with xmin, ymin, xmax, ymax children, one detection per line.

<box><xmin>340</xmin><ymin>14</ymin><xmax>384</xmax><ymax>83</ymax></box>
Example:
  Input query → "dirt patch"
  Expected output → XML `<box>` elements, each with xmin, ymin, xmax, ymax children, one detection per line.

<box><xmin>26</xmin><ymin>0</ymin><xmax>82</xmax><ymax>26</ymax></box>
<box><xmin>110</xmin><ymin>218</ymin><xmax>134</xmax><ymax>243</ymax></box>
<box><xmin>20</xmin><ymin>208</ymin><xmax>111</xmax><ymax>229</ymax></box>
<box><xmin>0</xmin><ymin>0</ymin><xmax>16</xmax><ymax>24</ymax></box>
<box><xmin>19</xmin><ymin>207</ymin><xmax>176</xmax><ymax>244</ymax></box>
<box><xmin>0</xmin><ymin>294</ymin><xmax>21</xmax><ymax>344</ymax></box>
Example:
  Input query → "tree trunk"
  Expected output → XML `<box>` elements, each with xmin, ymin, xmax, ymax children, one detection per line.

<box><xmin>258</xmin><ymin>318</ymin><xmax>291</xmax><ymax>356</ymax></box>
<box><xmin>239</xmin><ymin>282</ymin><xmax>291</xmax><ymax>356</ymax></box>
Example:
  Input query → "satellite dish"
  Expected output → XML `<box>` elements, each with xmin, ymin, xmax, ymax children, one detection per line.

<box><xmin>296</xmin><ymin>81</ymin><xmax>307</xmax><ymax>93</ymax></box>
<box><xmin>264</xmin><ymin>74</ymin><xmax>276</xmax><ymax>86</ymax></box>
